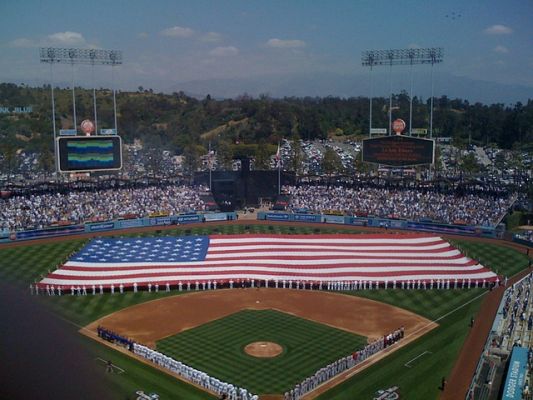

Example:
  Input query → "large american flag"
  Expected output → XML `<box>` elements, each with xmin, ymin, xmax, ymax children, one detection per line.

<box><xmin>37</xmin><ymin>233</ymin><xmax>498</xmax><ymax>289</ymax></box>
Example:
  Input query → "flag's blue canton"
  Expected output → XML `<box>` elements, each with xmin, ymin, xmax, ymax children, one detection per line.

<box><xmin>72</xmin><ymin>236</ymin><xmax>209</xmax><ymax>263</ymax></box>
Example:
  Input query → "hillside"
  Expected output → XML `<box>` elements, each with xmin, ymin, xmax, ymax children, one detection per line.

<box><xmin>1</xmin><ymin>83</ymin><xmax>533</xmax><ymax>165</ymax></box>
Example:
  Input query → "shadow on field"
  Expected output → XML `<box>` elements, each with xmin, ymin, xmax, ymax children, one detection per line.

<box><xmin>0</xmin><ymin>282</ymin><xmax>114</xmax><ymax>400</ymax></box>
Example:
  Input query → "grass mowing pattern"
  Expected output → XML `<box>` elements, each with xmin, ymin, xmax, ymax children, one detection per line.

<box><xmin>0</xmin><ymin>224</ymin><xmax>529</xmax><ymax>399</ymax></box>
<box><xmin>352</xmin><ymin>288</ymin><xmax>485</xmax><ymax>321</ymax></box>
<box><xmin>449</xmin><ymin>239</ymin><xmax>529</xmax><ymax>279</ymax></box>
<box><xmin>317</xmin><ymin>290</ymin><xmax>484</xmax><ymax>400</ymax></box>
<box><xmin>157</xmin><ymin>309</ymin><xmax>367</xmax><ymax>394</ymax></box>
<box><xmin>326</xmin><ymin>235</ymin><xmax>530</xmax><ymax>400</ymax></box>
<box><xmin>82</xmin><ymin>336</ymin><xmax>214</xmax><ymax>400</ymax></box>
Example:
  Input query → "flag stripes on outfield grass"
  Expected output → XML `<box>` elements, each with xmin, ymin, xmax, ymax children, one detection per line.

<box><xmin>37</xmin><ymin>233</ymin><xmax>498</xmax><ymax>289</ymax></box>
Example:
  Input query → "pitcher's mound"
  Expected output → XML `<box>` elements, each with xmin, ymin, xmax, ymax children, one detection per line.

<box><xmin>244</xmin><ymin>341</ymin><xmax>283</xmax><ymax>358</ymax></box>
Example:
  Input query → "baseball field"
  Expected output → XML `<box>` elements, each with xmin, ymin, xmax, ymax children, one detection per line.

<box><xmin>0</xmin><ymin>222</ymin><xmax>530</xmax><ymax>399</ymax></box>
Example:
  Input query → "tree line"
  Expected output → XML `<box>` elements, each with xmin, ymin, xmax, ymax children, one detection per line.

<box><xmin>1</xmin><ymin>82</ymin><xmax>532</xmax><ymax>169</ymax></box>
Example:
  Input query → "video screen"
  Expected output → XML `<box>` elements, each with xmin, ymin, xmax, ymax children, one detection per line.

<box><xmin>57</xmin><ymin>136</ymin><xmax>122</xmax><ymax>172</ymax></box>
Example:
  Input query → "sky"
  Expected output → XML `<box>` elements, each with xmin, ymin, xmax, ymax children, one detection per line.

<box><xmin>0</xmin><ymin>0</ymin><xmax>532</xmax><ymax>102</ymax></box>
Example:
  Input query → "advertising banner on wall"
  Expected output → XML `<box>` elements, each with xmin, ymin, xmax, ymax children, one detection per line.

<box><xmin>294</xmin><ymin>214</ymin><xmax>321</xmax><ymax>222</ymax></box>
<box><xmin>265</xmin><ymin>213</ymin><xmax>290</xmax><ymax>221</ymax></box>
<box><xmin>86</xmin><ymin>222</ymin><xmax>116</xmax><ymax>232</ymax></box>
<box><xmin>204</xmin><ymin>213</ymin><xmax>229</xmax><ymax>222</ymax></box>
<box><xmin>176</xmin><ymin>215</ymin><xmax>201</xmax><ymax>224</ymax></box>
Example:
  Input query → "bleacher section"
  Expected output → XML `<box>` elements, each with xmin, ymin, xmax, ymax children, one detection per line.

<box><xmin>468</xmin><ymin>274</ymin><xmax>533</xmax><ymax>400</ymax></box>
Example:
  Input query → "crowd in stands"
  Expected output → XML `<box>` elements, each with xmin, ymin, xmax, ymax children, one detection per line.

<box><xmin>497</xmin><ymin>274</ymin><xmax>533</xmax><ymax>350</ymax></box>
<box><xmin>284</xmin><ymin>185</ymin><xmax>513</xmax><ymax>226</ymax></box>
<box><xmin>516</xmin><ymin>230</ymin><xmax>533</xmax><ymax>244</ymax></box>
<box><xmin>468</xmin><ymin>273</ymin><xmax>533</xmax><ymax>400</ymax></box>
<box><xmin>0</xmin><ymin>185</ymin><xmax>207</xmax><ymax>231</ymax></box>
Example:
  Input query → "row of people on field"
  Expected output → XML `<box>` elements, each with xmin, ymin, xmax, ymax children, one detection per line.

<box><xmin>285</xmin><ymin>328</ymin><xmax>404</xmax><ymax>400</ymax></box>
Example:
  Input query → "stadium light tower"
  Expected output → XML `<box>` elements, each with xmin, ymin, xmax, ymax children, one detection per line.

<box><xmin>40</xmin><ymin>47</ymin><xmax>123</xmax><ymax>175</ymax></box>
<box><xmin>362</xmin><ymin>48</ymin><xmax>443</xmax><ymax>137</ymax></box>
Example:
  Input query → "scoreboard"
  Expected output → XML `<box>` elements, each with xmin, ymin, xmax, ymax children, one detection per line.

<box><xmin>57</xmin><ymin>136</ymin><xmax>122</xmax><ymax>172</ymax></box>
<box><xmin>362</xmin><ymin>135</ymin><xmax>435</xmax><ymax>167</ymax></box>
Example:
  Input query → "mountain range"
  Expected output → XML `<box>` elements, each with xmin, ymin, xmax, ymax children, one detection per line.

<box><xmin>171</xmin><ymin>71</ymin><xmax>532</xmax><ymax>105</ymax></box>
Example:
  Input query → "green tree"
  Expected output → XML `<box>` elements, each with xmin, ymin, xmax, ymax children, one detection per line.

<box><xmin>37</xmin><ymin>143</ymin><xmax>54</xmax><ymax>177</ymax></box>
<box><xmin>288</xmin><ymin>137</ymin><xmax>304</xmax><ymax>176</ymax></box>
<box><xmin>353</xmin><ymin>150</ymin><xmax>371</xmax><ymax>174</ymax></box>
<box><xmin>253</xmin><ymin>140</ymin><xmax>270</xmax><ymax>170</ymax></box>
<box><xmin>0</xmin><ymin>141</ymin><xmax>19</xmax><ymax>182</ymax></box>
<box><xmin>321</xmin><ymin>147</ymin><xmax>343</xmax><ymax>176</ymax></box>
<box><xmin>216</xmin><ymin>140</ymin><xmax>234</xmax><ymax>170</ymax></box>
<box><xmin>459</xmin><ymin>152</ymin><xmax>481</xmax><ymax>175</ymax></box>
<box><xmin>182</xmin><ymin>145</ymin><xmax>201</xmax><ymax>177</ymax></box>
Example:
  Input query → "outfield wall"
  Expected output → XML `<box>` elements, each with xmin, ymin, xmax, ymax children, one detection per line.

<box><xmin>512</xmin><ymin>236</ymin><xmax>533</xmax><ymax>248</ymax></box>
<box><xmin>257</xmin><ymin>212</ymin><xmax>501</xmax><ymax>239</ymax></box>
<box><xmin>0</xmin><ymin>210</ymin><xmax>504</xmax><ymax>244</ymax></box>
<box><xmin>0</xmin><ymin>212</ymin><xmax>237</xmax><ymax>243</ymax></box>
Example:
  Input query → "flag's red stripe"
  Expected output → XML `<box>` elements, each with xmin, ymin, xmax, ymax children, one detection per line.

<box><xmin>206</xmin><ymin>247</ymin><xmax>455</xmax><ymax>255</ymax></box>
<box><xmin>208</xmin><ymin>242</ymin><xmax>448</xmax><ymax>250</ymax></box>
<box><xmin>204</xmin><ymin>254</ymin><xmax>467</xmax><ymax>261</ymax></box>
<box><xmin>45</xmin><ymin>268</ymin><xmax>495</xmax><ymax>281</ymax></box>
<box><xmin>61</xmin><ymin>260</ymin><xmax>478</xmax><ymax>272</ymax></box>
<box><xmin>207</xmin><ymin>233</ymin><xmax>441</xmax><ymax>240</ymax></box>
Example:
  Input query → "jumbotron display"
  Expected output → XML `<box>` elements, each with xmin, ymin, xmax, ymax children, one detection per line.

<box><xmin>57</xmin><ymin>136</ymin><xmax>122</xmax><ymax>172</ymax></box>
<box><xmin>362</xmin><ymin>135</ymin><xmax>435</xmax><ymax>166</ymax></box>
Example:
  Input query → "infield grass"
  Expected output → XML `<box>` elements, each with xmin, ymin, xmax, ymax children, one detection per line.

<box><xmin>157</xmin><ymin>309</ymin><xmax>367</xmax><ymax>394</ymax></box>
<box><xmin>0</xmin><ymin>223</ymin><xmax>530</xmax><ymax>399</ymax></box>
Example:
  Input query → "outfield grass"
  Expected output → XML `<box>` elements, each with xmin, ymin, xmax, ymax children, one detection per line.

<box><xmin>449</xmin><ymin>239</ymin><xmax>529</xmax><ymax>278</ymax></box>
<box><xmin>0</xmin><ymin>224</ymin><xmax>530</xmax><ymax>399</ymax></box>
<box><xmin>82</xmin><ymin>335</ymin><xmax>214</xmax><ymax>400</ymax></box>
<box><xmin>316</xmin><ymin>290</ymin><xmax>484</xmax><ymax>400</ymax></box>
<box><xmin>157</xmin><ymin>309</ymin><xmax>366</xmax><ymax>394</ymax></box>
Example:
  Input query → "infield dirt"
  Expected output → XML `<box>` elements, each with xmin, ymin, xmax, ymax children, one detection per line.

<box><xmin>86</xmin><ymin>288</ymin><xmax>435</xmax><ymax>347</ymax></box>
<box><xmin>84</xmin><ymin>288</ymin><xmax>436</xmax><ymax>398</ymax></box>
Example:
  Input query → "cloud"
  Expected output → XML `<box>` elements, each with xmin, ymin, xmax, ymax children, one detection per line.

<box><xmin>201</xmin><ymin>32</ymin><xmax>222</xmax><ymax>42</ymax></box>
<box><xmin>138</xmin><ymin>32</ymin><xmax>149</xmax><ymax>39</ymax></box>
<box><xmin>160</xmin><ymin>26</ymin><xmax>194</xmax><ymax>38</ymax></box>
<box><xmin>9</xmin><ymin>38</ymin><xmax>36</xmax><ymax>48</ymax></box>
<box><xmin>484</xmin><ymin>24</ymin><xmax>513</xmax><ymax>35</ymax></box>
<box><xmin>9</xmin><ymin>31</ymin><xmax>88</xmax><ymax>48</ymax></box>
<box><xmin>493</xmin><ymin>45</ymin><xmax>509</xmax><ymax>54</ymax></box>
<box><xmin>47</xmin><ymin>31</ymin><xmax>86</xmax><ymax>45</ymax></box>
<box><xmin>209</xmin><ymin>46</ymin><xmax>239</xmax><ymax>57</ymax></box>
<box><xmin>408</xmin><ymin>43</ymin><xmax>421</xmax><ymax>49</ymax></box>
<box><xmin>266</xmin><ymin>38</ymin><xmax>306</xmax><ymax>48</ymax></box>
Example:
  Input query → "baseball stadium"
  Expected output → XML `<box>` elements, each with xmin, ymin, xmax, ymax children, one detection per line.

<box><xmin>1</xmin><ymin>5</ymin><xmax>533</xmax><ymax>399</ymax></box>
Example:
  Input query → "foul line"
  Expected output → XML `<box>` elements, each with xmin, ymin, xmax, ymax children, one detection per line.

<box><xmin>404</xmin><ymin>351</ymin><xmax>432</xmax><ymax>368</ymax></box>
<box><xmin>96</xmin><ymin>357</ymin><xmax>126</xmax><ymax>374</ymax></box>
<box><xmin>405</xmin><ymin>289</ymin><xmax>489</xmax><ymax>341</ymax></box>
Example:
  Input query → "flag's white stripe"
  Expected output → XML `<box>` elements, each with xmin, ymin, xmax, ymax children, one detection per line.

<box><xmin>209</xmin><ymin>237</ymin><xmax>444</xmax><ymax>245</ymax></box>
<box><xmin>39</xmin><ymin>271</ymin><xmax>498</xmax><ymax>286</ymax></box>
<box><xmin>205</xmin><ymin>255</ymin><xmax>470</xmax><ymax>264</ymax></box>
<box><xmin>207</xmin><ymin>246</ymin><xmax>461</xmax><ymax>258</ymax></box>
<box><xmin>208</xmin><ymin>243</ymin><xmax>453</xmax><ymax>252</ymax></box>
<box><xmin>54</xmin><ymin>264</ymin><xmax>489</xmax><ymax>277</ymax></box>
<box><xmin>65</xmin><ymin>256</ymin><xmax>474</xmax><ymax>268</ymax></box>
<box><xmin>205</xmin><ymin>250</ymin><xmax>462</xmax><ymax>259</ymax></box>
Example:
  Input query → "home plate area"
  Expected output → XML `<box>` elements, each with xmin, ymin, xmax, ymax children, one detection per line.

<box><xmin>85</xmin><ymin>288</ymin><xmax>436</xmax><ymax>398</ymax></box>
